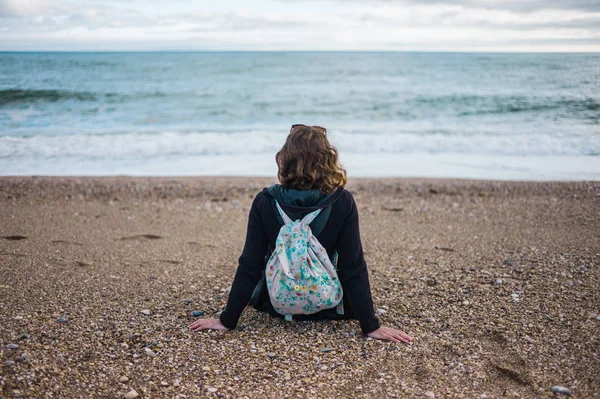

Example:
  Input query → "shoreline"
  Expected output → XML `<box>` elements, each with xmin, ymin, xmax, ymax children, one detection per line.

<box><xmin>3</xmin><ymin>153</ymin><xmax>599</xmax><ymax>181</ymax></box>
<box><xmin>1</xmin><ymin>176</ymin><xmax>599</xmax><ymax>398</ymax></box>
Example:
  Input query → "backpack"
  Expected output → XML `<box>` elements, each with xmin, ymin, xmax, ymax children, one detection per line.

<box><xmin>265</xmin><ymin>200</ymin><xmax>343</xmax><ymax>321</ymax></box>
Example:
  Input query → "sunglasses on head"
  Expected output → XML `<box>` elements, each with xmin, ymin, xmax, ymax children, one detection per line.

<box><xmin>290</xmin><ymin>124</ymin><xmax>327</xmax><ymax>134</ymax></box>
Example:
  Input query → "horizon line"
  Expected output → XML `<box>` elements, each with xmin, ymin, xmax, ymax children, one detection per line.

<box><xmin>1</xmin><ymin>49</ymin><xmax>599</xmax><ymax>54</ymax></box>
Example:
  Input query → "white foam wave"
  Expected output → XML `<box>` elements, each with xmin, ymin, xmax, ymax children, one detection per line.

<box><xmin>0</xmin><ymin>130</ymin><xmax>598</xmax><ymax>159</ymax></box>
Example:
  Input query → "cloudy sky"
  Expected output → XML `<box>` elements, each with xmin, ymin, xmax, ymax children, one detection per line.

<box><xmin>0</xmin><ymin>0</ymin><xmax>599</xmax><ymax>52</ymax></box>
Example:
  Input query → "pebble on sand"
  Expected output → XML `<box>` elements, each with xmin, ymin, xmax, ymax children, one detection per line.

<box><xmin>206</xmin><ymin>387</ymin><xmax>218</xmax><ymax>393</ymax></box>
<box><xmin>6</xmin><ymin>343</ymin><xmax>19</xmax><ymax>349</ymax></box>
<box><xmin>123</xmin><ymin>389</ymin><xmax>139</xmax><ymax>399</ymax></box>
<box><xmin>140</xmin><ymin>309</ymin><xmax>151</xmax><ymax>316</ymax></box>
<box><xmin>58</xmin><ymin>317</ymin><xmax>68</xmax><ymax>323</ymax></box>
<box><xmin>551</xmin><ymin>386</ymin><xmax>572</xmax><ymax>396</ymax></box>
<box><xmin>144</xmin><ymin>347</ymin><xmax>157</xmax><ymax>357</ymax></box>
<box><xmin>192</xmin><ymin>310</ymin><xmax>204</xmax><ymax>317</ymax></box>
<box><xmin>320</xmin><ymin>348</ymin><xmax>335</xmax><ymax>353</ymax></box>
<box><xmin>119</xmin><ymin>376</ymin><xmax>129</xmax><ymax>383</ymax></box>
<box><xmin>425</xmin><ymin>391</ymin><xmax>435</xmax><ymax>398</ymax></box>
<box><xmin>376</xmin><ymin>308</ymin><xmax>386</xmax><ymax>314</ymax></box>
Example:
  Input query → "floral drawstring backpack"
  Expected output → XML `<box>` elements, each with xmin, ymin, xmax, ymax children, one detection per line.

<box><xmin>265</xmin><ymin>200</ymin><xmax>344</xmax><ymax>321</ymax></box>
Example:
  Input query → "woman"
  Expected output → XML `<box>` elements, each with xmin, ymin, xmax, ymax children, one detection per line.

<box><xmin>189</xmin><ymin>125</ymin><xmax>413</xmax><ymax>343</ymax></box>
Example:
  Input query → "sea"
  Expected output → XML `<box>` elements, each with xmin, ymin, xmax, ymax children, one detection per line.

<box><xmin>1</xmin><ymin>52</ymin><xmax>599</xmax><ymax>180</ymax></box>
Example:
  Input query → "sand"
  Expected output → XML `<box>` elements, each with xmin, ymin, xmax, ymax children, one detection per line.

<box><xmin>0</xmin><ymin>176</ymin><xmax>599</xmax><ymax>398</ymax></box>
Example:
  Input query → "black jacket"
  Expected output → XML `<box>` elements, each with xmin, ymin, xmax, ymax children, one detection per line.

<box><xmin>219</xmin><ymin>185</ymin><xmax>381</xmax><ymax>334</ymax></box>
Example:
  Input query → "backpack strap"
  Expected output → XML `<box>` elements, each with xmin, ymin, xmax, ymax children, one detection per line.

<box><xmin>274</xmin><ymin>200</ymin><xmax>293</xmax><ymax>224</ymax></box>
<box><xmin>274</xmin><ymin>202</ymin><xmax>331</xmax><ymax>237</ymax></box>
<box><xmin>274</xmin><ymin>200</ymin><xmax>321</xmax><ymax>227</ymax></box>
<box><xmin>263</xmin><ymin>186</ymin><xmax>343</xmax><ymax>238</ymax></box>
<box><xmin>310</xmin><ymin>205</ymin><xmax>331</xmax><ymax>238</ymax></box>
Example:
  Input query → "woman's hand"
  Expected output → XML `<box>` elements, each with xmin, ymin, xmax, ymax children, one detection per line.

<box><xmin>367</xmin><ymin>326</ymin><xmax>413</xmax><ymax>343</ymax></box>
<box><xmin>189</xmin><ymin>318</ymin><xmax>230</xmax><ymax>332</ymax></box>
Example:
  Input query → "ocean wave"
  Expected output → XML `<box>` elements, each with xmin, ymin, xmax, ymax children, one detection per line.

<box><xmin>461</xmin><ymin>98</ymin><xmax>600</xmax><ymax>117</ymax></box>
<box><xmin>1</xmin><ymin>131</ymin><xmax>598</xmax><ymax>159</ymax></box>
<box><xmin>0</xmin><ymin>89</ymin><xmax>172</xmax><ymax>106</ymax></box>
<box><xmin>0</xmin><ymin>89</ymin><xmax>97</xmax><ymax>106</ymax></box>
<box><xmin>414</xmin><ymin>95</ymin><xmax>600</xmax><ymax>119</ymax></box>
<box><xmin>3</xmin><ymin>88</ymin><xmax>598</xmax><ymax>127</ymax></box>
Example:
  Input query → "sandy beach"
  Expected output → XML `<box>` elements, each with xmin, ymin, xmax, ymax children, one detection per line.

<box><xmin>0</xmin><ymin>176</ymin><xmax>599</xmax><ymax>398</ymax></box>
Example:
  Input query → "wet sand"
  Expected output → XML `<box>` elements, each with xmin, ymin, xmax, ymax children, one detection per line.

<box><xmin>0</xmin><ymin>176</ymin><xmax>599</xmax><ymax>398</ymax></box>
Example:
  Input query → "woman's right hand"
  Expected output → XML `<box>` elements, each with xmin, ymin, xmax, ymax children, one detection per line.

<box><xmin>367</xmin><ymin>326</ymin><xmax>413</xmax><ymax>343</ymax></box>
<box><xmin>189</xmin><ymin>318</ymin><xmax>230</xmax><ymax>332</ymax></box>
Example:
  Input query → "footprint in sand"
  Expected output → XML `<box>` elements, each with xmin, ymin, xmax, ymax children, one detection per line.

<box><xmin>75</xmin><ymin>261</ymin><xmax>91</xmax><ymax>267</ymax></box>
<box><xmin>118</xmin><ymin>234</ymin><xmax>163</xmax><ymax>241</ymax></box>
<box><xmin>187</xmin><ymin>241</ymin><xmax>216</xmax><ymax>248</ymax></box>
<box><xmin>485</xmin><ymin>332</ymin><xmax>533</xmax><ymax>387</ymax></box>
<box><xmin>0</xmin><ymin>251</ymin><xmax>28</xmax><ymax>257</ymax></box>
<box><xmin>156</xmin><ymin>259</ymin><xmax>182</xmax><ymax>264</ymax></box>
<box><xmin>2</xmin><ymin>235</ymin><xmax>28</xmax><ymax>241</ymax></box>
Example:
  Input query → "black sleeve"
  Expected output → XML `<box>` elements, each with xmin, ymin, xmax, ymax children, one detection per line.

<box><xmin>335</xmin><ymin>192</ymin><xmax>381</xmax><ymax>335</ymax></box>
<box><xmin>219</xmin><ymin>194</ymin><xmax>270</xmax><ymax>329</ymax></box>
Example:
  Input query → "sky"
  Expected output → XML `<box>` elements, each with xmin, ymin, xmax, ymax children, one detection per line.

<box><xmin>0</xmin><ymin>0</ymin><xmax>599</xmax><ymax>52</ymax></box>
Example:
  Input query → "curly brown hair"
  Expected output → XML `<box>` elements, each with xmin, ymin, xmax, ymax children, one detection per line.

<box><xmin>275</xmin><ymin>124</ymin><xmax>347</xmax><ymax>194</ymax></box>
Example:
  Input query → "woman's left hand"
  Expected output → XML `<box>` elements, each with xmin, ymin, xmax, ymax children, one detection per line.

<box><xmin>367</xmin><ymin>326</ymin><xmax>413</xmax><ymax>343</ymax></box>
<box><xmin>189</xmin><ymin>318</ymin><xmax>230</xmax><ymax>332</ymax></box>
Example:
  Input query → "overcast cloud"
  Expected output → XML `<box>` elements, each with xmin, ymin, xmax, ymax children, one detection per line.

<box><xmin>0</xmin><ymin>0</ymin><xmax>598</xmax><ymax>51</ymax></box>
